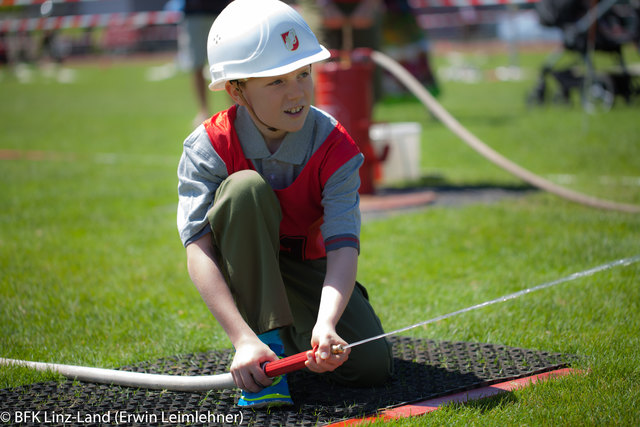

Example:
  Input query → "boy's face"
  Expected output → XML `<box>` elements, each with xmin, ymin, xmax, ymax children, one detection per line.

<box><xmin>231</xmin><ymin>65</ymin><xmax>313</xmax><ymax>140</ymax></box>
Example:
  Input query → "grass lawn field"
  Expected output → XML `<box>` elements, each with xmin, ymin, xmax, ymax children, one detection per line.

<box><xmin>1</xmin><ymin>46</ymin><xmax>639</xmax><ymax>425</ymax></box>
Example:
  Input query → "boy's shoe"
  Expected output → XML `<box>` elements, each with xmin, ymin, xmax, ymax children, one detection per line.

<box><xmin>237</xmin><ymin>374</ymin><xmax>293</xmax><ymax>408</ymax></box>
<box><xmin>237</xmin><ymin>329</ymin><xmax>294</xmax><ymax>408</ymax></box>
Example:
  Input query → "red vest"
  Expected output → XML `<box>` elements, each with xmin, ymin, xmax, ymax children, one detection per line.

<box><xmin>204</xmin><ymin>105</ymin><xmax>361</xmax><ymax>260</ymax></box>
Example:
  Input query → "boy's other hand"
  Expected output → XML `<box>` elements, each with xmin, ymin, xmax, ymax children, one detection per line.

<box><xmin>230</xmin><ymin>338</ymin><xmax>279</xmax><ymax>392</ymax></box>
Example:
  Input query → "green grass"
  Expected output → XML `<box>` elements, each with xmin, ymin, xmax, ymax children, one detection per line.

<box><xmin>1</xmin><ymin>47</ymin><xmax>640</xmax><ymax>425</ymax></box>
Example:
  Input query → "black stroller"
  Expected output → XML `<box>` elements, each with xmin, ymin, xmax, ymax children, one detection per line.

<box><xmin>527</xmin><ymin>0</ymin><xmax>640</xmax><ymax>111</ymax></box>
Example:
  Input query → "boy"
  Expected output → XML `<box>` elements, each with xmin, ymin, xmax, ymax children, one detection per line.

<box><xmin>177</xmin><ymin>0</ymin><xmax>392</xmax><ymax>408</ymax></box>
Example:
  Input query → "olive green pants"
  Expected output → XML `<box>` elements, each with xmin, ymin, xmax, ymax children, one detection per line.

<box><xmin>207</xmin><ymin>170</ymin><xmax>392</xmax><ymax>386</ymax></box>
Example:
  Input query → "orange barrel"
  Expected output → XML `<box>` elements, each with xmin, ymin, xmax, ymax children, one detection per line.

<box><xmin>315</xmin><ymin>49</ymin><xmax>377</xmax><ymax>194</ymax></box>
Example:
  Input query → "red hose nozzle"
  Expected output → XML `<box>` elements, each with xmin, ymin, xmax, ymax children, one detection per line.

<box><xmin>263</xmin><ymin>344</ymin><xmax>348</xmax><ymax>377</ymax></box>
<box><xmin>263</xmin><ymin>345</ymin><xmax>317</xmax><ymax>377</ymax></box>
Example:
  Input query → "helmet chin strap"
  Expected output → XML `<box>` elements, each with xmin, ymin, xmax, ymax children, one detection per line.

<box><xmin>233</xmin><ymin>81</ymin><xmax>279</xmax><ymax>133</ymax></box>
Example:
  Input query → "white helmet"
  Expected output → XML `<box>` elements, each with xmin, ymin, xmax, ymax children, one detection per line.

<box><xmin>206</xmin><ymin>0</ymin><xmax>330</xmax><ymax>91</ymax></box>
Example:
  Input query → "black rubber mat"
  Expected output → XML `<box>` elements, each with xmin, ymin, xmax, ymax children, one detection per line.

<box><xmin>0</xmin><ymin>337</ymin><xmax>575</xmax><ymax>426</ymax></box>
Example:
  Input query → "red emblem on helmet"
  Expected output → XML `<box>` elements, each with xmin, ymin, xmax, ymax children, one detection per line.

<box><xmin>281</xmin><ymin>29</ymin><xmax>299</xmax><ymax>52</ymax></box>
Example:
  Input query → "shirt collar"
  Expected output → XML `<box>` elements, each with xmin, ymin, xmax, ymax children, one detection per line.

<box><xmin>235</xmin><ymin>105</ymin><xmax>315</xmax><ymax>166</ymax></box>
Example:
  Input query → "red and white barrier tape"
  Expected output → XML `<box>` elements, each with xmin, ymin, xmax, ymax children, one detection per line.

<box><xmin>1</xmin><ymin>0</ymin><xmax>98</xmax><ymax>6</ymax></box>
<box><xmin>2</xmin><ymin>0</ymin><xmax>540</xmax><ymax>8</ymax></box>
<box><xmin>409</xmin><ymin>0</ymin><xmax>539</xmax><ymax>8</ymax></box>
<box><xmin>0</xmin><ymin>10</ymin><xmax>182</xmax><ymax>32</ymax></box>
<box><xmin>0</xmin><ymin>0</ymin><xmax>539</xmax><ymax>33</ymax></box>
<box><xmin>416</xmin><ymin>10</ymin><xmax>504</xmax><ymax>29</ymax></box>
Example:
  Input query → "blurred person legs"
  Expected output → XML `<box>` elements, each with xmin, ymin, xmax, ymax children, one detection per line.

<box><xmin>316</xmin><ymin>0</ymin><xmax>385</xmax><ymax>100</ymax></box>
<box><xmin>381</xmin><ymin>0</ymin><xmax>439</xmax><ymax>97</ymax></box>
<box><xmin>178</xmin><ymin>1</ymin><xmax>231</xmax><ymax>127</ymax></box>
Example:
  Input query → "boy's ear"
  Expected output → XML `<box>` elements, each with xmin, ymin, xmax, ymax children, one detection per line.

<box><xmin>225</xmin><ymin>81</ymin><xmax>245</xmax><ymax>106</ymax></box>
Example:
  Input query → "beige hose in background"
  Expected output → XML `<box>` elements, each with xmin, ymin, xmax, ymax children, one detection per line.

<box><xmin>370</xmin><ymin>50</ymin><xmax>640</xmax><ymax>214</ymax></box>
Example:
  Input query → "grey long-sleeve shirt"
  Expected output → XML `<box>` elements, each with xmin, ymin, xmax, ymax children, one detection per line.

<box><xmin>177</xmin><ymin>105</ymin><xmax>363</xmax><ymax>252</ymax></box>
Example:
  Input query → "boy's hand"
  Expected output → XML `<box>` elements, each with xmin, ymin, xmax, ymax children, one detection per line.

<box><xmin>305</xmin><ymin>322</ymin><xmax>350</xmax><ymax>373</ymax></box>
<box><xmin>230</xmin><ymin>338</ymin><xmax>279</xmax><ymax>392</ymax></box>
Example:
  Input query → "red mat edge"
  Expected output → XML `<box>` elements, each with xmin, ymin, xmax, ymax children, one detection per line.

<box><xmin>325</xmin><ymin>368</ymin><xmax>578</xmax><ymax>426</ymax></box>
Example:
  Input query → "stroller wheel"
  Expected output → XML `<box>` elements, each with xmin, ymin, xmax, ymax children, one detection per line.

<box><xmin>552</xmin><ymin>89</ymin><xmax>572</xmax><ymax>105</ymax></box>
<box><xmin>526</xmin><ymin>87</ymin><xmax>545</xmax><ymax>108</ymax></box>
<box><xmin>581</xmin><ymin>74</ymin><xmax>615</xmax><ymax>113</ymax></box>
<box><xmin>630</xmin><ymin>75</ymin><xmax>640</xmax><ymax>103</ymax></box>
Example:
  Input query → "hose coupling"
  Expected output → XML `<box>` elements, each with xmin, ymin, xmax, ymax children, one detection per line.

<box><xmin>331</xmin><ymin>344</ymin><xmax>345</xmax><ymax>354</ymax></box>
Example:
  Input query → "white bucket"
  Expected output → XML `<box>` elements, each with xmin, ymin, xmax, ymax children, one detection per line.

<box><xmin>369</xmin><ymin>122</ymin><xmax>422</xmax><ymax>185</ymax></box>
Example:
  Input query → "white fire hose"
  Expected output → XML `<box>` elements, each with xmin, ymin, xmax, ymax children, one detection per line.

<box><xmin>369</xmin><ymin>50</ymin><xmax>640</xmax><ymax>214</ymax></box>
<box><xmin>0</xmin><ymin>358</ymin><xmax>235</xmax><ymax>391</ymax></box>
